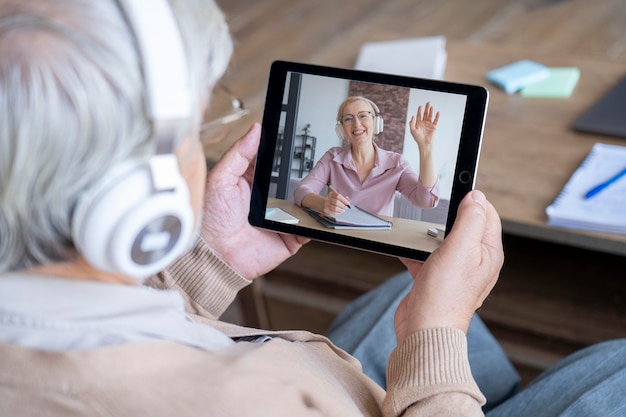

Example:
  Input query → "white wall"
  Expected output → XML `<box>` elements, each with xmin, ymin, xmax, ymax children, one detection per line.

<box><xmin>403</xmin><ymin>90</ymin><xmax>466</xmax><ymax>198</ymax></box>
<box><xmin>295</xmin><ymin>74</ymin><xmax>349</xmax><ymax>152</ymax></box>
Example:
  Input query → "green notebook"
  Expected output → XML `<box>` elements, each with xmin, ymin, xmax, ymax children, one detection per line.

<box><xmin>520</xmin><ymin>67</ymin><xmax>580</xmax><ymax>98</ymax></box>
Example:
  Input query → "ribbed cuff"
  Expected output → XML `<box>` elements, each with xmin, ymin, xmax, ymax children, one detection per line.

<box><xmin>384</xmin><ymin>327</ymin><xmax>485</xmax><ymax>415</ymax></box>
<box><xmin>387</xmin><ymin>328</ymin><xmax>475</xmax><ymax>387</ymax></box>
<box><xmin>164</xmin><ymin>237</ymin><xmax>251</xmax><ymax>318</ymax></box>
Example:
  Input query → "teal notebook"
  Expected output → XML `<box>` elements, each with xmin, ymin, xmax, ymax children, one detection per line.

<box><xmin>486</xmin><ymin>60</ymin><xmax>550</xmax><ymax>94</ymax></box>
<box><xmin>520</xmin><ymin>67</ymin><xmax>580</xmax><ymax>98</ymax></box>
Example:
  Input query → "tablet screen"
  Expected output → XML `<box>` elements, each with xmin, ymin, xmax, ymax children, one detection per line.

<box><xmin>250</xmin><ymin>61</ymin><xmax>488</xmax><ymax>261</ymax></box>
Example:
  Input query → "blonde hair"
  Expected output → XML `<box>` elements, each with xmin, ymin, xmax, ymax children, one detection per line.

<box><xmin>336</xmin><ymin>96</ymin><xmax>381</xmax><ymax>121</ymax></box>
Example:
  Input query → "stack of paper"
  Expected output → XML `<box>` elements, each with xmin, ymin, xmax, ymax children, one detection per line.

<box><xmin>355</xmin><ymin>36</ymin><xmax>447</xmax><ymax>80</ymax></box>
<box><xmin>265</xmin><ymin>208</ymin><xmax>299</xmax><ymax>224</ymax></box>
<box><xmin>546</xmin><ymin>143</ymin><xmax>626</xmax><ymax>234</ymax></box>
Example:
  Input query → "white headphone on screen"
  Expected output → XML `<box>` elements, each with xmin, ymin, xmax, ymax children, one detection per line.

<box><xmin>335</xmin><ymin>97</ymin><xmax>384</xmax><ymax>140</ymax></box>
<box><xmin>71</xmin><ymin>0</ymin><xmax>195</xmax><ymax>279</ymax></box>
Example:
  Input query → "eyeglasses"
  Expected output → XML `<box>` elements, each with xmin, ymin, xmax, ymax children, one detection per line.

<box><xmin>340</xmin><ymin>111</ymin><xmax>372</xmax><ymax>125</ymax></box>
<box><xmin>200</xmin><ymin>84</ymin><xmax>250</xmax><ymax>144</ymax></box>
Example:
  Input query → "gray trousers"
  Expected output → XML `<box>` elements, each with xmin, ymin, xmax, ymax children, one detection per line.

<box><xmin>327</xmin><ymin>271</ymin><xmax>626</xmax><ymax>416</ymax></box>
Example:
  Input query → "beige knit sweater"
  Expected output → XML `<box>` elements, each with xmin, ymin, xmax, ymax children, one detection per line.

<box><xmin>0</xmin><ymin>238</ymin><xmax>485</xmax><ymax>416</ymax></box>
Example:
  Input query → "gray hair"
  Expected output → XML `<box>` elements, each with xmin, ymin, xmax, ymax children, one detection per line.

<box><xmin>0</xmin><ymin>0</ymin><xmax>233</xmax><ymax>271</ymax></box>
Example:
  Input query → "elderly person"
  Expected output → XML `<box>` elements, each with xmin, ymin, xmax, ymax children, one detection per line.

<box><xmin>2</xmin><ymin>1</ymin><xmax>626</xmax><ymax>417</ymax></box>
<box><xmin>294</xmin><ymin>96</ymin><xmax>440</xmax><ymax>216</ymax></box>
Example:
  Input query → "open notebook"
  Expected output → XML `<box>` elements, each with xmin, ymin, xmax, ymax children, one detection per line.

<box><xmin>546</xmin><ymin>143</ymin><xmax>626</xmax><ymax>234</ymax></box>
<box><xmin>304</xmin><ymin>206</ymin><xmax>392</xmax><ymax>230</ymax></box>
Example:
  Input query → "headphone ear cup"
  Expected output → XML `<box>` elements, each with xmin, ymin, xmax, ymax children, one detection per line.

<box><xmin>72</xmin><ymin>158</ymin><xmax>194</xmax><ymax>279</ymax></box>
<box><xmin>335</xmin><ymin>121</ymin><xmax>345</xmax><ymax>140</ymax></box>
<box><xmin>374</xmin><ymin>115</ymin><xmax>384</xmax><ymax>135</ymax></box>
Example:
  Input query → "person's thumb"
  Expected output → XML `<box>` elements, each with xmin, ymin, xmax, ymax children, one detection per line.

<box><xmin>234</xmin><ymin>122</ymin><xmax>262</xmax><ymax>164</ymax></box>
<box><xmin>210</xmin><ymin>123</ymin><xmax>261</xmax><ymax>182</ymax></box>
<box><xmin>445</xmin><ymin>190</ymin><xmax>488</xmax><ymax>250</ymax></box>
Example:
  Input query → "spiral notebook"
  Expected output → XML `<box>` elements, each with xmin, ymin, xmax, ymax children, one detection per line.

<box><xmin>546</xmin><ymin>143</ymin><xmax>626</xmax><ymax>234</ymax></box>
<box><xmin>304</xmin><ymin>206</ymin><xmax>392</xmax><ymax>230</ymax></box>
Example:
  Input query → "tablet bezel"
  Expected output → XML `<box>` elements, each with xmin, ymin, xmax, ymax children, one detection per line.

<box><xmin>249</xmin><ymin>60</ymin><xmax>488</xmax><ymax>261</ymax></box>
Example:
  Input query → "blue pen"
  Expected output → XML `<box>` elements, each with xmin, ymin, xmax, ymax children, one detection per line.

<box><xmin>584</xmin><ymin>167</ymin><xmax>626</xmax><ymax>199</ymax></box>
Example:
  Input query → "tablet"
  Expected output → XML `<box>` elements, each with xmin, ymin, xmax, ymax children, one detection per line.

<box><xmin>249</xmin><ymin>60</ymin><xmax>488</xmax><ymax>261</ymax></box>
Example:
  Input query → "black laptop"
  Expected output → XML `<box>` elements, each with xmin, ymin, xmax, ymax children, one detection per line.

<box><xmin>573</xmin><ymin>74</ymin><xmax>626</xmax><ymax>139</ymax></box>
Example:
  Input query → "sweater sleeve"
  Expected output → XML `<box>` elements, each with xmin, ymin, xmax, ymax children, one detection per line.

<box><xmin>396</xmin><ymin>156</ymin><xmax>440</xmax><ymax>209</ymax></box>
<box><xmin>145</xmin><ymin>236</ymin><xmax>251</xmax><ymax>320</ymax></box>
<box><xmin>293</xmin><ymin>150</ymin><xmax>334</xmax><ymax>205</ymax></box>
<box><xmin>383</xmin><ymin>328</ymin><xmax>486</xmax><ymax>417</ymax></box>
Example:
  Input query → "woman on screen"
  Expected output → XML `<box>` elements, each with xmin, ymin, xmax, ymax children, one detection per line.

<box><xmin>294</xmin><ymin>96</ymin><xmax>440</xmax><ymax>216</ymax></box>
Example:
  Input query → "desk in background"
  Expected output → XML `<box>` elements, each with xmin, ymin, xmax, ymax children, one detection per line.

<box><xmin>267</xmin><ymin>198</ymin><xmax>443</xmax><ymax>253</ymax></box>
<box><xmin>445</xmin><ymin>42</ymin><xmax>626</xmax><ymax>256</ymax></box>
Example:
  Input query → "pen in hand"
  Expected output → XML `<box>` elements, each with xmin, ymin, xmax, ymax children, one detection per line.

<box><xmin>327</xmin><ymin>184</ymin><xmax>351</xmax><ymax>208</ymax></box>
<box><xmin>584</xmin><ymin>167</ymin><xmax>626</xmax><ymax>199</ymax></box>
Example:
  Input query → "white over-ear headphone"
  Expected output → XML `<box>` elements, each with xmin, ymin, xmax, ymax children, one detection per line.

<box><xmin>335</xmin><ymin>97</ymin><xmax>384</xmax><ymax>140</ymax></box>
<box><xmin>72</xmin><ymin>0</ymin><xmax>194</xmax><ymax>280</ymax></box>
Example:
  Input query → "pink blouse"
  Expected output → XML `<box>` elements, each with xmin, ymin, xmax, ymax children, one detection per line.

<box><xmin>293</xmin><ymin>144</ymin><xmax>439</xmax><ymax>216</ymax></box>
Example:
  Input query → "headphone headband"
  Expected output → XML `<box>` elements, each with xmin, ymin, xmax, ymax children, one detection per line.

<box><xmin>72</xmin><ymin>0</ymin><xmax>195</xmax><ymax>280</ymax></box>
<box><xmin>117</xmin><ymin>0</ymin><xmax>191</xmax><ymax>152</ymax></box>
<box><xmin>364</xmin><ymin>97</ymin><xmax>381</xmax><ymax>116</ymax></box>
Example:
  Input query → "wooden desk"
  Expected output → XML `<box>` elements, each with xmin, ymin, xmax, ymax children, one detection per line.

<box><xmin>211</xmin><ymin>0</ymin><xmax>626</xmax><ymax>255</ymax></box>
<box><xmin>444</xmin><ymin>42</ymin><xmax>626</xmax><ymax>255</ymax></box>
<box><xmin>268</xmin><ymin>198</ymin><xmax>444</xmax><ymax>253</ymax></box>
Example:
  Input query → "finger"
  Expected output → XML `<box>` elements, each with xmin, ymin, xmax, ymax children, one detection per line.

<box><xmin>337</xmin><ymin>194</ymin><xmax>351</xmax><ymax>207</ymax></box>
<box><xmin>399</xmin><ymin>258</ymin><xmax>424</xmax><ymax>276</ymax></box>
<box><xmin>325</xmin><ymin>196</ymin><xmax>343</xmax><ymax>215</ymax></box>
<box><xmin>296</xmin><ymin>235</ymin><xmax>311</xmax><ymax>245</ymax></box>
<box><xmin>242</xmin><ymin>158</ymin><xmax>256</xmax><ymax>185</ymax></box>
<box><xmin>328</xmin><ymin>205</ymin><xmax>345</xmax><ymax>216</ymax></box>
<box><xmin>425</xmin><ymin>102</ymin><xmax>432</xmax><ymax>120</ymax></box>
<box><xmin>416</xmin><ymin>105</ymin><xmax>423</xmax><ymax>121</ymax></box>
<box><xmin>445</xmin><ymin>190</ymin><xmax>488</xmax><ymax>250</ymax></box>
<box><xmin>333</xmin><ymin>199</ymin><xmax>347</xmax><ymax>212</ymax></box>
<box><xmin>327</xmin><ymin>190</ymin><xmax>339</xmax><ymax>203</ymax></box>
<box><xmin>280</xmin><ymin>233</ymin><xmax>309</xmax><ymax>256</ymax></box>
<box><xmin>212</xmin><ymin>123</ymin><xmax>261</xmax><ymax>181</ymax></box>
<box><xmin>433</xmin><ymin>111</ymin><xmax>440</xmax><ymax>126</ymax></box>
<box><xmin>482</xmin><ymin>199</ymin><xmax>504</xmax><ymax>256</ymax></box>
<box><xmin>235</xmin><ymin>122</ymin><xmax>262</xmax><ymax>163</ymax></box>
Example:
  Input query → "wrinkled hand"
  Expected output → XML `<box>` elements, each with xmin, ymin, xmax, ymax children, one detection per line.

<box><xmin>323</xmin><ymin>189</ymin><xmax>351</xmax><ymax>216</ymax></box>
<box><xmin>201</xmin><ymin>123</ymin><xmax>308</xmax><ymax>280</ymax></box>
<box><xmin>409</xmin><ymin>102</ymin><xmax>439</xmax><ymax>152</ymax></box>
<box><xmin>394</xmin><ymin>190</ymin><xmax>503</xmax><ymax>344</ymax></box>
